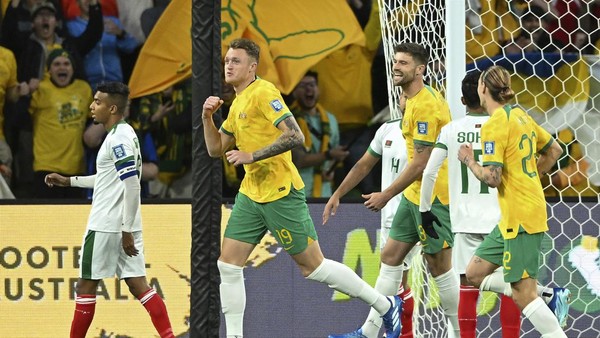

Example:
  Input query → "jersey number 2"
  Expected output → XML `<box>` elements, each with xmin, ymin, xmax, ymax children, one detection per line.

<box><xmin>519</xmin><ymin>132</ymin><xmax>537</xmax><ymax>178</ymax></box>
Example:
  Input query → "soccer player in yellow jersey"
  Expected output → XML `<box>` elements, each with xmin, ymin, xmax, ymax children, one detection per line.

<box><xmin>458</xmin><ymin>65</ymin><xmax>569</xmax><ymax>337</ymax></box>
<box><xmin>326</xmin><ymin>43</ymin><xmax>460</xmax><ymax>338</ymax></box>
<box><xmin>202</xmin><ymin>38</ymin><xmax>402</xmax><ymax>338</ymax></box>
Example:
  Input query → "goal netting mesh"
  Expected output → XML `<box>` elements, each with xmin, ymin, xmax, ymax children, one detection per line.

<box><xmin>377</xmin><ymin>0</ymin><xmax>600</xmax><ymax>337</ymax></box>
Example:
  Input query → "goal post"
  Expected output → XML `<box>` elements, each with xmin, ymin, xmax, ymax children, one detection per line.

<box><xmin>377</xmin><ymin>0</ymin><xmax>600</xmax><ymax>337</ymax></box>
<box><xmin>445</xmin><ymin>0</ymin><xmax>466</xmax><ymax>120</ymax></box>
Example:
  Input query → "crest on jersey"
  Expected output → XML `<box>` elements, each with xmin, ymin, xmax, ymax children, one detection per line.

<box><xmin>417</xmin><ymin>121</ymin><xmax>428</xmax><ymax>135</ymax></box>
<box><xmin>385</xmin><ymin>140</ymin><xmax>393</xmax><ymax>147</ymax></box>
<box><xmin>484</xmin><ymin>141</ymin><xmax>495</xmax><ymax>155</ymax></box>
<box><xmin>112</xmin><ymin>144</ymin><xmax>127</xmax><ymax>159</ymax></box>
<box><xmin>269</xmin><ymin>99</ymin><xmax>284</xmax><ymax>112</ymax></box>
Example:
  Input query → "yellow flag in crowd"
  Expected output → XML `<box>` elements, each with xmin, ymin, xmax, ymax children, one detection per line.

<box><xmin>221</xmin><ymin>0</ymin><xmax>364</xmax><ymax>94</ymax></box>
<box><xmin>129</xmin><ymin>0</ymin><xmax>364</xmax><ymax>98</ymax></box>
<box><xmin>129</xmin><ymin>0</ymin><xmax>192</xmax><ymax>98</ymax></box>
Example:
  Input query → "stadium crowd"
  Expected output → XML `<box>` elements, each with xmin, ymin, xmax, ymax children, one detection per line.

<box><xmin>0</xmin><ymin>0</ymin><xmax>598</xmax><ymax>200</ymax></box>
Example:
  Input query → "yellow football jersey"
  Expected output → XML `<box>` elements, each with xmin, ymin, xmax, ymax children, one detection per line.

<box><xmin>481</xmin><ymin>105</ymin><xmax>554</xmax><ymax>239</ymax></box>
<box><xmin>221</xmin><ymin>78</ymin><xmax>304</xmax><ymax>203</ymax></box>
<box><xmin>402</xmin><ymin>85</ymin><xmax>451</xmax><ymax>205</ymax></box>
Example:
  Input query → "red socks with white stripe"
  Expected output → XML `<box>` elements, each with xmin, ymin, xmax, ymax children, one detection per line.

<box><xmin>139</xmin><ymin>288</ymin><xmax>175</xmax><ymax>338</ymax></box>
<box><xmin>70</xmin><ymin>289</ymin><xmax>173</xmax><ymax>338</ymax></box>
<box><xmin>70</xmin><ymin>294</ymin><xmax>96</xmax><ymax>338</ymax></box>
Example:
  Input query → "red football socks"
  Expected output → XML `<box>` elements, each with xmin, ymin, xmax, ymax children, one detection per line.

<box><xmin>139</xmin><ymin>288</ymin><xmax>175</xmax><ymax>338</ymax></box>
<box><xmin>458</xmin><ymin>285</ymin><xmax>479</xmax><ymax>338</ymax></box>
<box><xmin>500</xmin><ymin>294</ymin><xmax>521</xmax><ymax>338</ymax></box>
<box><xmin>70</xmin><ymin>294</ymin><xmax>96</xmax><ymax>338</ymax></box>
<box><xmin>399</xmin><ymin>287</ymin><xmax>414</xmax><ymax>338</ymax></box>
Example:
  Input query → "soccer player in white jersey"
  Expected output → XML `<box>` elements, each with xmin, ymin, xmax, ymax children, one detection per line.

<box><xmin>45</xmin><ymin>82</ymin><xmax>175</xmax><ymax>338</ymax></box>
<box><xmin>420</xmin><ymin>71</ymin><xmax>571</xmax><ymax>338</ymax></box>
<box><xmin>419</xmin><ymin>70</ymin><xmax>520</xmax><ymax>338</ymax></box>
<box><xmin>326</xmin><ymin>95</ymin><xmax>418</xmax><ymax>338</ymax></box>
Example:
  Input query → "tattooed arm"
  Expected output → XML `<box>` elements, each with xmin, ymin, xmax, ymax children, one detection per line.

<box><xmin>386</xmin><ymin>142</ymin><xmax>433</xmax><ymax>194</ymax></box>
<box><xmin>223</xmin><ymin>115</ymin><xmax>304</xmax><ymax>167</ymax></box>
<box><xmin>458</xmin><ymin>143</ymin><xmax>502</xmax><ymax>188</ymax></box>
<box><xmin>470</xmin><ymin>162</ymin><xmax>502</xmax><ymax>188</ymax></box>
<box><xmin>252</xmin><ymin>115</ymin><xmax>305</xmax><ymax>162</ymax></box>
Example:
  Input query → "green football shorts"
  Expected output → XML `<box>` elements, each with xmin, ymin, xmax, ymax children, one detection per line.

<box><xmin>225</xmin><ymin>188</ymin><xmax>318</xmax><ymax>255</ymax></box>
<box><xmin>475</xmin><ymin>225</ymin><xmax>543</xmax><ymax>283</ymax></box>
<box><xmin>389</xmin><ymin>196</ymin><xmax>453</xmax><ymax>254</ymax></box>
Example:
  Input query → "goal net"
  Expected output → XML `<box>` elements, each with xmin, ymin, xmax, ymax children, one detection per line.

<box><xmin>378</xmin><ymin>0</ymin><xmax>600</xmax><ymax>337</ymax></box>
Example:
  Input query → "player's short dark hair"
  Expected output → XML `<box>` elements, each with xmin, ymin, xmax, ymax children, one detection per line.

<box><xmin>97</xmin><ymin>81</ymin><xmax>130</xmax><ymax>114</ymax></box>
<box><xmin>462</xmin><ymin>70</ymin><xmax>482</xmax><ymax>109</ymax></box>
<box><xmin>394</xmin><ymin>43</ymin><xmax>430</xmax><ymax>67</ymax></box>
<box><xmin>229</xmin><ymin>38</ymin><xmax>260</xmax><ymax>64</ymax></box>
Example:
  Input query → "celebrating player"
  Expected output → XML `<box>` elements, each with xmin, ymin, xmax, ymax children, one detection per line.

<box><xmin>325</xmin><ymin>94</ymin><xmax>417</xmax><ymax>338</ymax></box>
<box><xmin>202</xmin><ymin>38</ymin><xmax>402</xmax><ymax>338</ymax></box>
<box><xmin>324</xmin><ymin>42</ymin><xmax>460</xmax><ymax>337</ymax></box>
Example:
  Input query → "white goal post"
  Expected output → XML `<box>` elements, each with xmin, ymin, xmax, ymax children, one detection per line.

<box><xmin>377</xmin><ymin>0</ymin><xmax>600</xmax><ymax>337</ymax></box>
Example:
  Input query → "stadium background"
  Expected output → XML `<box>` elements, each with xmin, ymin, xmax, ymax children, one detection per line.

<box><xmin>1</xmin><ymin>0</ymin><xmax>600</xmax><ymax>336</ymax></box>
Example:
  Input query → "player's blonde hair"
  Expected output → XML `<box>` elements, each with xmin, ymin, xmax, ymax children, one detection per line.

<box><xmin>481</xmin><ymin>65</ymin><xmax>515</xmax><ymax>104</ymax></box>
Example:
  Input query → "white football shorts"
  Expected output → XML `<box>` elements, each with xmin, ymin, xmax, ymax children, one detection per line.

<box><xmin>79</xmin><ymin>230</ymin><xmax>147</xmax><ymax>280</ymax></box>
<box><xmin>453</xmin><ymin>232</ymin><xmax>487</xmax><ymax>275</ymax></box>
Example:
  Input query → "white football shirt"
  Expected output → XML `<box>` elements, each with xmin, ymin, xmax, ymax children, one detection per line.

<box><xmin>432</xmin><ymin>113</ymin><xmax>500</xmax><ymax>234</ymax></box>
<box><xmin>368</xmin><ymin>119</ymin><xmax>408</xmax><ymax>229</ymax></box>
<box><xmin>87</xmin><ymin>121</ymin><xmax>143</xmax><ymax>233</ymax></box>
